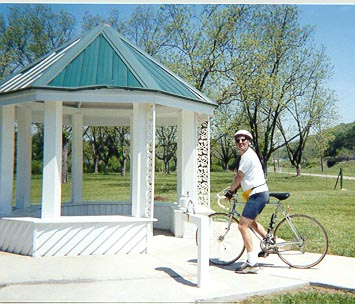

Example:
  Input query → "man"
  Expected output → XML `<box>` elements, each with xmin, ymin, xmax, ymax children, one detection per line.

<box><xmin>225</xmin><ymin>130</ymin><xmax>269</xmax><ymax>274</ymax></box>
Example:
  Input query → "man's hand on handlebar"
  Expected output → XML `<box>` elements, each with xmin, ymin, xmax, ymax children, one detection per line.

<box><xmin>224</xmin><ymin>189</ymin><xmax>236</xmax><ymax>200</ymax></box>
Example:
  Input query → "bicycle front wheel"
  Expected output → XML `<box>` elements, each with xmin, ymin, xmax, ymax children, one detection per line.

<box><xmin>207</xmin><ymin>213</ymin><xmax>245</xmax><ymax>266</ymax></box>
<box><xmin>274</xmin><ymin>214</ymin><xmax>328</xmax><ymax>269</ymax></box>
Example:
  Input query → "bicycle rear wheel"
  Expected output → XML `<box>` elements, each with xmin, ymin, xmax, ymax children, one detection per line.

<box><xmin>274</xmin><ymin>214</ymin><xmax>328</xmax><ymax>269</ymax></box>
<box><xmin>203</xmin><ymin>213</ymin><xmax>245</xmax><ymax>266</ymax></box>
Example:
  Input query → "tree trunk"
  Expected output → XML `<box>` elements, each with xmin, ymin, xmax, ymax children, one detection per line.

<box><xmin>164</xmin><ymin>158</ymin><xmax>170</xmax><ymax>174</ymax></box>
<box><xmin>62</xmin><ymin>141</ymin><xmax>69</xmax><ymax>183</ymax></box>
<box><xmin>296</xmin><ymin>163</ymin><xmax>302</xmax><ymax>177</ymax></box>
<box><xmin>120</xmin><ymin>152</ymin><xmax>126</xmax><ymax>176</ymax></box>
<box><xmin>94</xmin><ymin>155</ymin><xmax>99</xmax><ymax>173</ymax></box>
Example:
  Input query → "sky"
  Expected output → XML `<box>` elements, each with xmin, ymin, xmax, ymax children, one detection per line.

<box><xmin>0</xmin><ymin>2</ymin><xmax>355</xmax><ymax>124</ymax></box>
<box><xmin>298</xmin><ymin>4</ymin><xmax>355</xmax><ymax>124</ymax></box>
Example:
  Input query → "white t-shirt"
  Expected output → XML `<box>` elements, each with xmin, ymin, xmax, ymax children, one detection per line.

<box><xmin>238</xmin><ymin>147</ymin><xmax>269</xmax><ymax>195</ymax></box>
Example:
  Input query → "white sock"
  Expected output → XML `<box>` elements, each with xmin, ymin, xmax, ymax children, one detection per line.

<box><xmin>247</xmin><ymin>251</ymin><xmax>257</xmax><ymax>266</ymax></box>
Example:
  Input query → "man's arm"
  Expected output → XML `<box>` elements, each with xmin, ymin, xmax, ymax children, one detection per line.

<box><xmin>225</xmin><ymin>170</ymin><xmax>244</xmax><ymax>199</ymax></box>
<box><xmin>230</xmin><ymin>170</ymin><xmax>244</xmax><ymax>193</ymax></box>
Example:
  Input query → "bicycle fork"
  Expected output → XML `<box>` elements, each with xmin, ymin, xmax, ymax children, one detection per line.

<box><xmin>220</xmin><ymin>204</ymin><xmax>239</xmax><ymax>241</ymax></box>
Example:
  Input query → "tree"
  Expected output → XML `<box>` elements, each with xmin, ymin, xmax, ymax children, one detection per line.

<box><xmin>83</xmin><ymin>126</ymin><xmax>130</xmax><ymax>175</ymax></box>
<box><xmin>278</xmin><ymin>86</ymin><xmax>337</xmax><ymax>176</ymax></box>
<box><xmin>224</xmin><ymin>5</ymin><xmax>337</xmax><ymax>175</ymax></box>
<box><xmin>0</xmin><ymin>4</ymin><xmax>76</xmax><ymax>78</ymax></box>
<box><xmin>62</xmin><ymin>127</ymin><xmax>72</xmax><ymax>183</ymax></box>
<box><xmin>159</xmin><ymin>4</ymin><xmax>247</xmax><ymax>96</ymax></box>
<box><xmin>118</xmin><ymin>5</ymin><xmax>173</xmax><ymax>57</ymax></box>
<box><xmin>106</xmin><ymin>5</ymin><xmax>254</xmax><ymax>172</ymax></box>
<box><xmin>155</xmin><ymin>126</ymin><xmax>177</xmax><ymax>174</ymax></box>
<box><xmin>308</xmin><ymin>120</ymin><xmax>335</xmax><ymax>172</ymax></box>
<box><xmin>325</xmin><ymin>122</ymin><xmax>355</xmax><ymax>158</ymax></box>
<box><xmin>86</xmin><ymin>127</ymin><xmax>116</xmax><ymax>175</ymax></box>
<box><xmin>32</xmin><ymin>123</ymin><xmax>44</xmax><ymax>161</ymax></box>
<box><xmin>210</xmin><ymin>103</ymin><xmax>245</xmax><ymax>170</ymax></box>
<box><xmin>115</xmin><ymin>126</ymin><xmax>130</xmax><ymax>176</ymax></box>
<box><xmin>84</xmin><ymin>127</ymin><xmax>102</xmax><ymax>174</ymax></box>
<box><xmin>81</xmin><ymin>9</ymin><xmax>120</xmax><ymax>32</ymax></box>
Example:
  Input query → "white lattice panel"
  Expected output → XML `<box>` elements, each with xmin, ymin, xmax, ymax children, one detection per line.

<box><xmin>0</xmin><ymin>216</ymin><xmax>154</xmax><ymax>257</ymax></box>
<box><xmin>197</xmin><ymin>118</ymin><xmax>210</xmax><ymax>207</ymax></box>
<box><xmin>0</xmin><ymin>219</ymin><xmax>34</xmax><ymax>255</ymax></box>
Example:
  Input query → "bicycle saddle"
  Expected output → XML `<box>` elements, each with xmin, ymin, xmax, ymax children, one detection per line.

<box><xmin>269</xmin><ymin>192</ymin><xmax>290</xmax><ymax>201</ymax></box>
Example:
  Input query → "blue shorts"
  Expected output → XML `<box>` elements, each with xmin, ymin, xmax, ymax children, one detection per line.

<box><xmin>242</xmin><ymin>191</ymin><xmax>269</xmax><ymax>220</ymax></box>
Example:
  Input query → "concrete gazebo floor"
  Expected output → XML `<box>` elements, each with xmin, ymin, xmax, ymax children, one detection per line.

<box><xmin>0</xmin><ymin>231</ymin><xmax>354</xmax><ymax>302</ymax></box>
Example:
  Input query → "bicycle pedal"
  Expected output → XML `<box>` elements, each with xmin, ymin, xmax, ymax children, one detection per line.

<box><xmin>258</xmin><ymin>251</ymin><xmax>269</xmax><ymax>258</ymax></box>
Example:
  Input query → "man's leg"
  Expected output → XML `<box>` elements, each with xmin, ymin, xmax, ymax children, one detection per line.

<box><xmin>250</xmin><ymin>220</ymin><xmax>270</xmax><ymax>258</ymax></box>
<box><xmin>235</xmin><ymin>193</ymin><xmax>268</xmax><ymax>273</ymax></box>
<box><xmin>235</xmin><ymin>216</ymin><xmax>260</xmax><ymax>273</ymax></box>
<box><xmin>250</xmin><ymin>221</ymin><xmax>267</xmax><ymax>239</ymax></box>
<box><xmin>238</xmin><ymin>216</ymin><xmax>254</xmax><ymax>252</ymax></box>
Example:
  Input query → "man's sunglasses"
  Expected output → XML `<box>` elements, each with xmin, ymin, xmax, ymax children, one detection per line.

<box><xmin>236</xmin><ymin>137</ymin><xmax>247</xmax><ymax>143</ymax></box>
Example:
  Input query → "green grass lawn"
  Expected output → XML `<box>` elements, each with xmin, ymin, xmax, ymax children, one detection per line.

<box><xmin>238</xmin><ymin>286</ymin><xmax>355</xmax><ymax>304</ymax></box>
<box><xmin>27</xmin><ymin>168</ymin><xmax>355</xmax><ymax>257</ymax></box>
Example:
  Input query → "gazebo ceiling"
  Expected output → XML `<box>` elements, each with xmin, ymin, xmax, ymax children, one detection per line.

<box><xmin>0</xmin><ymin>24</ymin><xmax>216</xmax><ymax>112</ymax></box>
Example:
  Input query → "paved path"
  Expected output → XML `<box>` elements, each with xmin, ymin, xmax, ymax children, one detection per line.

<box><xmin>0</xmin><ymin>233</ymin><xmax>354</xmax><ymax>303</ymax></box>
<box><xmin>273</xmin><ymin>170</ymin><xmax>355</xmax><ymax>180</ymax></box>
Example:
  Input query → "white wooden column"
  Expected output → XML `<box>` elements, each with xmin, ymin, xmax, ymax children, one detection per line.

<box><xmin>41</xmin><ymin>101</ymin><xmax>62</xmax><ymax>219</ymax></box>
<box><xmin>177</xmin><ymin>110</ymin><xmax>198</xmax><ymax>201</ymax></box>
<box><xmin>15</xmin><ymin>107</ymin><xmax>32</xmax><ymax>209</ymax></box>
<box><xmin>0</xmin><ymin>105</ymin><xmax>15</xmax><ymax>215</ymax></box>
<box><xmin>71</xmin><ymin>114</ymin><xmax>83</xmax><ymax>204</ymax></box>
<box><xmin>130</xmin><ymin>103</ymin><xmax>156</xmax><ymax>218</ymax></box>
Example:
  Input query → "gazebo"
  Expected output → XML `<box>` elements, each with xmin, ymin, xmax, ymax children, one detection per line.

<box><xmin>0</xmin><ymin>24</ymin><xmax>217</xmax><ymax>257</ymax></box>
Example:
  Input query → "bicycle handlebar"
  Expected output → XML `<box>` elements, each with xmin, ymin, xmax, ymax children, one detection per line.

<box><xmin>216</xmin><ymin>188</ymin><xmax>235</xmax><ymax>211</ymax></box>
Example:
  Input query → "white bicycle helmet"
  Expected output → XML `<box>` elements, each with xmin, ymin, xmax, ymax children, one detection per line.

<box><xmin>234</xmin><ymin>129</ymin><xmax>253</xmax><ymax>141</ymax></box>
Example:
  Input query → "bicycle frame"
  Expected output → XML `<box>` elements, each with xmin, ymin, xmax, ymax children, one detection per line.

<box><xmin>217</xmin><ymin>191</ymin><xmax>304</xmax><ymax>251</ymax></box>
<box><xmin>263</xmin><ymin>201</ymin><xmax>305</xmax><ymax>253</ymax></box>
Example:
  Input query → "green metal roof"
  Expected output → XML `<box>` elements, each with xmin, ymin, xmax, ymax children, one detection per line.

<box><xmin>49</xmin><ymin>32</ymin><xmax>142</xmax><ymax>88</ymax></box>
<box><xmin>0</xmin><ymin>24</ymin><xmax>216</xmax><ymax>106</ymax></box>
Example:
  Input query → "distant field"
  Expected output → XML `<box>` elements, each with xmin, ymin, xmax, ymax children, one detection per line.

<box><xmin>26</xmin><ymin>164</ymin><xmax>355</xmax><ymax>257</ymax></box>
<box><xmin>277</xmin><ymin>160</ymin><xmax>355</xmax><ymax>177</ymax></box>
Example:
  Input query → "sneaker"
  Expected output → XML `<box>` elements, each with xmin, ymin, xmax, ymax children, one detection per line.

<box><xmin>258</xmin><ymin>251</ymin><xmax>269</xmax><ymax>258</ymax></box>
<box><xmin>235</xmin><ymin>261</ymin><xmax>260</xmax><ymax>274</ymax></box>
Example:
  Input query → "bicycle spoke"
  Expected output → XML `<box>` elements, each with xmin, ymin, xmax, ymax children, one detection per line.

<box><xmin>206</xmin><ymin>213</ymin><xmax>245</xmax><ymax>266</ymax></box>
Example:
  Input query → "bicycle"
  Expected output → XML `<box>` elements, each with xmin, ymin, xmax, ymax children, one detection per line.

<box><xmin>197</xmin><ymin>189</ymin><xmax>328</xmax><ymax>269</ymax></box>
